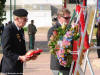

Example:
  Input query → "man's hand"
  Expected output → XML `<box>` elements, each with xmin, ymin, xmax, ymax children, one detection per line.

<box><xmin>30</xmin><ymin>54</ymin><xmax>38</xmax><ymax>60</ymax></box>
<box><xmin>18</xmin><ymin>55</ymin><xmax>30</xmax><ymax>62</ymax></box>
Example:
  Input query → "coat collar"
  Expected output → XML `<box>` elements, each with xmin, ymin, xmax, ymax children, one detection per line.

<box><xmin>11</xmin><ymin>22</ymin><xmax>22</xmax><ymax>31</ymax></box>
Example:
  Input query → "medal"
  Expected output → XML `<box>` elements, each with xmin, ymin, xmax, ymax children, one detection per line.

<box><xmin>16</xmin><ymin>34</ymin><xmax>21</xmax><ymax>42</ymax></box>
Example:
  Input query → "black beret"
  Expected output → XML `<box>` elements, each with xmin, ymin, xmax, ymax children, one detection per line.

<box><xmin>13</xmin><ymin>9</ymin><xmax>28</xmax><ymax>17</ymax></box>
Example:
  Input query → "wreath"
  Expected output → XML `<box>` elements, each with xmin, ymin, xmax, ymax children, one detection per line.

<box><xmin>48</xmin><ymin>23</ymin><xmax>80</xmax><ymax>67</ymax></box>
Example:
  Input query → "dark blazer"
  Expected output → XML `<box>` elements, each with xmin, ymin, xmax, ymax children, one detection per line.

<box><xmin>1</xmin><ymin>23</ymin><xmax>26</xmax><ymax>75</ymax></box>
<box><xmin>48</xmin><ymin>22</ymin><xmax>70</xmax><ymax>71</ymax></box>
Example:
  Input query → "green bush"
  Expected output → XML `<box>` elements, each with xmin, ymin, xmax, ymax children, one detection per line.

<box><xmin>23</xmin><ymin>27</ymin><xmax>28</xmax><ymax>31</ymax></box>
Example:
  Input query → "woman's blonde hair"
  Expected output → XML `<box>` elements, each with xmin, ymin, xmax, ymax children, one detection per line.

<box><xmin>57</xmin><ymin>8</ymin><xmax>70</xmax><ymax>17</ymax></box>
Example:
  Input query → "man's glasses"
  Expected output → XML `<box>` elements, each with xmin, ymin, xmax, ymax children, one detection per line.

<box><xmin>63</xmin><ymin>16</ymin><xmax>71</xmax><ymax>20</ymax></box>
<box><xmin>22</xmin><ymin>18</ymin><xmax>28</xmax><ymax>22</ymax></box>
<box><xmin>16</xmin><ymin>17</ymin><xmax>28</xmax><ymax>22</ymax></box>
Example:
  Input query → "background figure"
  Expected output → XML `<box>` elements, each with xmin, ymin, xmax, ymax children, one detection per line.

<box><xmin>0</xmin><ymin>24</ymin><xmax>4</xmax><ymax>46</ymax></box>
<box><xmin>0</xmin><ymin>24</ymin><xmax>4</xmax><ymax>35</ymax></box>
<box><xmin>48</xmin><ymin>8</ymin><xmax>71</xmax><ymax>75</ymax></box>
<box><xmin>28</xmin><ymin>20</ymin><xmax>37</xmax><ymax>50</ymax></box>
<box><xmin>95</xmin><ymin>22</ymin><xmax>100</xmax><ymax>58</ymax></box>
<box><xmin>4</xmin><ymin>21</ymin><xmax>12</xmax><ymax>27</ymax></box>
<box><xmin>8</xmin><ymin>21</ymin><xmax>12</xmax><ymax>25</ymax></box>
<box><xmin>5</xmin><ymin>23</ymin><xmax>8</xmax><ymax>26</ymax></box>
<box><xmin>48</xmin><ymin>17</ymin><xmax>59</xmax><ymax>41</ymax></box>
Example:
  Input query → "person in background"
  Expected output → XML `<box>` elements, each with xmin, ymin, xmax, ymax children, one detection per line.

<box><xmin>5</xmin><ymin>23</ymin><xmax>8</xmax><ymax>26</ymax></box>
<box><xmin>95</xmin><ymin>22</ymin><xmax>100</xmax><ymax>58</ymax></box>
<box><xmin>48</xmin><ymin>8</ymin><xmax>71</xmax><ymax>75</ymax></box>
<box><xmin>0</xmin><ymin>24</ymin><xmax>4</xmax><ymax>35</ymax></box>
<box><xmin>48</xmin><ymin>16</ymin><xmax>59</xmax><ymax>41</ymax></box>
<box><xmin>28</xmin><ymin>20</ymin><xmax>37</xmax><ymax>50</ymax></box>
<box><xmin>0</xmin><ymin>24</ymin><xmax>4</xmax><ymax>46</ymax></box>
<box><xmin>8</xmin><ymin>21</ymin><xmax>12</xmax><ymax>25</ymax></box>
<box><xmin>0</xmin><ymin>9</ymin><xmax>37</xmax><ymax>75</ymax></box>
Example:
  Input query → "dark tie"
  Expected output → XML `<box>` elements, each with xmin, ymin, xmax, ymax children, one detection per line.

<box><xmin>19</xmin><ymin>29</ymin><xmax>24</xmax><ymax>40</ymax></box>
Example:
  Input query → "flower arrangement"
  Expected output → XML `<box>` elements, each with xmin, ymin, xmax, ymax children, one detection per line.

<box><xmin>48</xmin><ymin>23</ymin><xmax>80</xmax><ymax>67</ymax></box>
<box><xmin>25</xmin><ymin>49</ymin><xmax>43</xmax><ymax>60</ymax></box>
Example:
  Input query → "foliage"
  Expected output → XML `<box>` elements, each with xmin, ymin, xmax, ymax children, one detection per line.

<box><xmin>0</xmin><ymin>0</ymin><xmax>6</xmax><ymax>25</ymax></box>
<box><xmin>23</xmin><ymin>27</ymin><xmax>28</xmax><ymax>31</ymax></box>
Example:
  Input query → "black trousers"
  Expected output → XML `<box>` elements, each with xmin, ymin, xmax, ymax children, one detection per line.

<box><xmin>29</xmin><ymin>35</ymin><xmax>35</xmax><ymax>49</ymax></box>
<box><xmin>97</xmin><ymin>34</ymin><xmax>100</xmax><ymax>58</ymax></box>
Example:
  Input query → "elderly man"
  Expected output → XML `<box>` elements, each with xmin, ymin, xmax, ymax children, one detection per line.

<box><xmin>0</xmin><ymin>9</ymin><xmax>37</xmax><ymax>75</ymax></box>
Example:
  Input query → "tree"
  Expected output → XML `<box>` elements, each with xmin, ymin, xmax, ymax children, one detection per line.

<box><xmin>0</xmin><ymin>0</ymin><xmax>6</xmax><ymax>25</ymax></box>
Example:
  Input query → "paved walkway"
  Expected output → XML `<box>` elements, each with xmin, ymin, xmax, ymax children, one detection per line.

<box><xmin>24</xmin><ymin>53</ymin><xmax>52</xmax><ymax>75</ymax></box>
<box><xmin>25</xmin><ymin>27</ymin><xmax>49</xmax><ymax>52</ymax></box>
